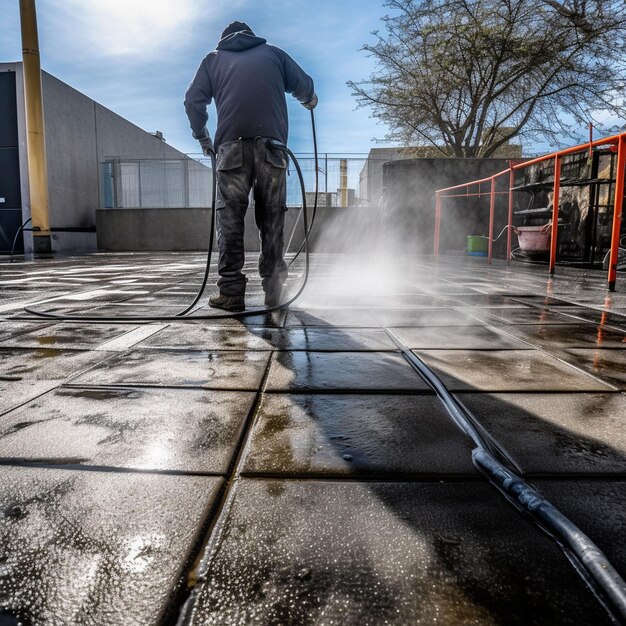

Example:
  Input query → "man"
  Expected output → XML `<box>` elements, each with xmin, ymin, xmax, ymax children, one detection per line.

<box><xmin>184</xmin><ymin>21</ymin><xmax>317</xmax><ymax>312</ymax></box>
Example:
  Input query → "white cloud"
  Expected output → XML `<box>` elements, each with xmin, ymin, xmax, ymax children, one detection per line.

<box><xmin>43</xmin><ymin>0</ymin><xmax>207</xmax><ymax>57</ymax></box>
<box><xmin>0</xmin><ymin>0</ymin><xmax>393</xmax><ymax>155</ymax></box>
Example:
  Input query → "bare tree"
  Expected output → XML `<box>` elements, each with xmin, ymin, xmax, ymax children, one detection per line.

<box><xmin>349</xmin><ymin>0</ymin><xmax>626</xmax><ymax>157</ymax></box>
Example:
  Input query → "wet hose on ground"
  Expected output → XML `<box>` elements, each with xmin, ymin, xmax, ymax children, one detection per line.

<box><xmin>387</xmin><ymin>329</ymin><xmax>626</xmax><ymax>624</ymax></box>
<box><xmin>473</xmin><ymin>449</ymin><xmax>626</xmax><ymax>622</ymax></box>
<box><xmin>24</xmin><ymin>111</ymin><xmax>319</xmax><ymax>322</ymax></box>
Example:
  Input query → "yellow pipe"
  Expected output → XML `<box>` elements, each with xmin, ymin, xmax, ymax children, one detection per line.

<box><xmin>19</xmin><ymin>0</ymin><xmax>50</xmax><ymax>238</ymax></box>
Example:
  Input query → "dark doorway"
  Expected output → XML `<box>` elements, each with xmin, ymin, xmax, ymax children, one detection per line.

<box><xmin>0</xmin><ymin>70</ymin><xmax>24</xmax><ymax>253</ymax></box>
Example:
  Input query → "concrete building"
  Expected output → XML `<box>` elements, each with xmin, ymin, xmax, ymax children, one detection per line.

<box><xmin>0</xmin><ymin>62</ymin><xmax>210</xmax><ymax>253</ymax></box>
<box><xmin>359</xmin><ymin>140</ymin><xmax>523</xmax><ymax>209</ymax></box>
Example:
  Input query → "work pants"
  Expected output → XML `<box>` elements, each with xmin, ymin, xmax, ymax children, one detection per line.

<box><xmin>214</xmin><ymin>137</ymin><xmax>288</xmax><ymax>296</ymax></box>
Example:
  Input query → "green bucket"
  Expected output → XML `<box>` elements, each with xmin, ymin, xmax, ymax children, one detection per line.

<box><xmin>467</xmin><ymin>235</ymin><xmax>488</xmax><ymax>257</ymax></box>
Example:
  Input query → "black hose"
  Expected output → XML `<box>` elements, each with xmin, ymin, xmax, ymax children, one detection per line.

<box><xmin>386</xmin><ymin>328</ymin><xmax>626</xmax><ymax>624</ymax></box>
<box><xmin>171</xmin><ymin>148</ymin><xmax>218</xmax><ymax>317</ymax></box>
<box><xmin>288</xmin><ymin>109</ymin><xmax>318</xmax><ymax>267</ymax></box>
<box><xmin>8</xmin><ymin>218</ymin><xmax>32</xmax><ymax>260</ymax></box>
<box><xmin>474</xmin><ymin>449</ymin><xmax>626</xmax><ymax>623</ymax></box>
<box><xmin>24</xmin><ymin>113</ymin><xmax>318</xmax><ymax>322</ymax></box>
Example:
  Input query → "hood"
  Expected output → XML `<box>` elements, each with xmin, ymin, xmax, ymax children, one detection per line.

<box><xmin>217</xmin><ymin>31</ymin><xmax>267</xmax><ymax>52</ymax></box>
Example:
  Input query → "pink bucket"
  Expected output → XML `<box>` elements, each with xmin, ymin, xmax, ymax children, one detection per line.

<box><xmin>515</xmin><ymin>225</ymin><xmax>551</xmax><ymax>253</ymax></box>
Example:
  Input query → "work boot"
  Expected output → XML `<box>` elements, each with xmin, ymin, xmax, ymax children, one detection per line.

<box><xmin>264</xmin><ymin>282</ymin><xmax>284</xmax><ymax>308</ymax></box>
<box><xmin>209</xmin><ymin>292</ymin><xmax>245</xmax><ymax>312</ymax></box>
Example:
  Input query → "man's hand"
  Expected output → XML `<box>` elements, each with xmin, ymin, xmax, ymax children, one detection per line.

<box><xmin>193</xmin><ymin>127</ymin><xmax>214</xmax><ymax>155</ymax></box>
<box><xmin>302</xmin><ymin>93</ymin><xmax>318</xmax><ymax>110</ymax></box>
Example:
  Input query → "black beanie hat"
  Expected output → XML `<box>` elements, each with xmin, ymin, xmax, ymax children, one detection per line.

<box><xmin>220</xmin><ymin>21</ymin><xmax>254</xmax><ymax>40</ymax></box>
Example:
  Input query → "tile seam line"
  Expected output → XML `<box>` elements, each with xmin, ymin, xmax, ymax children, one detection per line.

<box><xmin>523</xmin><ymin>473</ymin><xmax>626</xmax><ymax>481</ymax></box>
<box><xmin>496</xmin><ymin>300</ymin><xmax>626</xmax><ymax>333</ymax></box>
<box><xmin>167</xmin><ymin>349</ymin><xmax>276</xmax><ymax>626</ymax></box>
<box><xmin>237</xmin><ymin>473</ymin><xmax>484</xmax><ymax>482</ymax></box>
<box><xmin>0</xmin><ymin>382</ymin><xmax>64</xmax><ymax>418</ymax></box>
<box><xmin>130</xmin><ymin>346</ymin><xmax>400</xmax><ymax>353</ymax></box>
<box><xmin>59</xmin><ymin>383</ymin><xmax>437</xmax><ymax>395</ymax></box>
<box><xmin>0</xmin><ymin>459</ymin><xmax>224</xmax><ymax>477</ymax></box>
<box><xmin>86</xmin><ymin>344</ymin><xmax>400</xmax><ymax>355</ymax></box>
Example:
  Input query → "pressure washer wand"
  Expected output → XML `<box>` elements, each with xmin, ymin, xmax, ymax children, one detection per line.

<box><xmin>288</xmin><ymin>109</ymin><xmax>319</xmax><ymax>267</ymax></box>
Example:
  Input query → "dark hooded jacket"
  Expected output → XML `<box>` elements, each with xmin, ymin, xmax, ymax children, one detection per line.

<box><xmin>184</xmin><ymin>31</ymin><xmax>314</xmax><ymax>149</ymax></box>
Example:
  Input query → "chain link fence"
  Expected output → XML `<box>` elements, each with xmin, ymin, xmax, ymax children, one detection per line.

<box><xmin>101</xmin><ymin>154</ymin><xmax>384</xmax><ymax>209</ymax></box>
<box><xmin>101</xmin><ymin>157</ymin><xmax>213</xmax><ymax>209</ymax></box>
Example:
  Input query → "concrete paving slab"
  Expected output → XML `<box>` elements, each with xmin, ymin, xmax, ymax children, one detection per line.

<box><xmin>266</xmin><ymin>351</ymin><xmax>431</xmax><ymax>392</ymax></box>
<box><xmin>136</xmin><ymin>325</ymin><xmax>280</xmax><ymax>351</ymax></box>
<box><xmin>48</xmin><ymin>289</ymin><xmax>146</xmax><ymax>302</ymax></box>
<box><xmin>420</xmin><ymin>285</ymin><xmax>484</xmax><ymax>296</ymax></box>
<box><xmin>457</xmin><ymin>392</ymin><xmax>626</xmax><ymax>474</ymax></box>
<box><xmin>446</xmin><ymin>294</ymin><xmax>531</xmax><ymax>307</ymax></box>
<box><xmin>506</xmin><ymin>323</ymin><xmax>626</xmax><ymax>350</ymax></box>
<box><xmin>277</xmin><ymin>328</ymin><xmax>397</xmax><ymax>351</ymax></box>
<box><xmin>15</xmin><ymin>302</ymin><xmax>104</xmax><ymax>316</ymax></box>
<box><xmin>243</xmin><ymin>394</ymin><xmax>474</xmax><ymax>476</ymax></box>
<box><xmin>372</xmin><ymin>307</ymin><xmax>484</xmax><ymax>327</ymax></box>
<box><xmin>0</xmin><ymin>386</ymin><xmax>255</xmax><ymax>473</ymax></box>
<box><xmin>389</xmin><ymin>325</ymin><xmax>530</xmax><ymax>350</ymax></box>
<box><xmin>451</xmin><ymin>282</ymin><xmax>525</xmax><ymax>295</ymax></box>
<box><xmin>136</xmin><ymin>325</ymin><xmax>396</xmax><ymax>352</ymax></box>
<box><xmin>473</xmin><ymin>307</ymin><xmax>582</xmax><ymax>325</ymax></box>
<box><xmin>0</xmin><ymin>322</ymin><xmax>140</xmax><ymax>350</ymax></box>
<box><xmin>72</xmin><ymin>349</ymin><xmax>270</xmax><ymax>390</ymax></box>
<box><xmin>0</xmin><ymin>348</ymin><xmax>113</xmax><ymax>382</ymax></box>
<box><xmin>0</xmin><ymin>380</ymin><xmax>61</xmax><ymax>416</ymax></box>
<box><xmin>77</xmin><ymin>305</ymin><xmax>188</xmax><ymax>317</ymax></box>
<box><xmin>122</xmin><ymin>294</ymin><xmax>198</xmax><ymax>304</ymax></box>
<box><xmin>0</xmin><ymin>466</ymin><xmax>222</xmax><ymax>625</ymax></box>
<box><xmin>285</xmin><ymin>308</ymin><xmax>379</xmax><ymax>327</ymax></box>
<box><xmin>187</xmin><ymin>479</ymin><xmax>609</xmax><ymax>625</ymax></box>
<box><xmin>507</xmin><ymin>295</ymin><xmax>576</xmax><ymax>307</ymax></box>
<box><xmin>557</xmin><ymin>308</ymin><xmax>626</xmax><ymax>330</ymax></box>
<box><xmin>0</xmin><ymin>294</ymin><xmax>71</xmax><ymax>314</ymax></box>
<box><xmin>414</xmin><ymin>349</ymin><xmax>613</xmax><ymax>391</ymax></box>
<box><xmin>563</xmin><ymin>348</ymin><xmax>626</xmax><ymax>389</ymax></box>
<box><xmin>0</xmin><ymin>321</ymin><xmax>52</xmax><ymax>342</ymax></box>
<box><xmin>93</xmin><ymin>324</ymin><xmax>167</xmax><ymax>351</ymax></box>
<box><xmin>190</xmin><ymin>309</ymin><xmax>287</xmax><ymax>327</ymax></box>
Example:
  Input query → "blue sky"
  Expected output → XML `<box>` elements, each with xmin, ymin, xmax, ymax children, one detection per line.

<box><xmin>0</xmin><ymin>0</ymin><xmax>396</xmax><ymax>155</ymax></box>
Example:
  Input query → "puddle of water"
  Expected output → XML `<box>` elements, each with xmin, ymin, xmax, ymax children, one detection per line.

<box><xmin>57</xmin><ymin>388</ymin><xmax>141</xmax><ymax>401</ymax></box>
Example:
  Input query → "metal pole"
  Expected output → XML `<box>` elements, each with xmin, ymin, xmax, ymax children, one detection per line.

<box><xmin>507</xmin><ymin>165</ymin><xmax>514</xmax><ymax>264</ymax></box>
<box><xmin>339</xmin><ymin>158</ymin><xmax>348</xmax><ymax>207</ymax></box>
<box><xmin>488</xmin><ymin>177</ymin><xmax>495</xmax><ymax>264</ymax></box>
<box><xmin>19</xmin><ymin>0</ymin><xmax>51</xmax><ymax>251</ymax></box>
<box><xmin>608</xmin><ymin>136</ymin><xmax>626</xmax><ymax>291</ymax></box>
<box><xmin>434</xmin><ymin>192</ymin><xmax>441</xmax><ymax>257</ymax></box>
<box><xmin>549</xmin><ymin>155</ymin><xmax>561</xmax><ymax>275</ymax></box>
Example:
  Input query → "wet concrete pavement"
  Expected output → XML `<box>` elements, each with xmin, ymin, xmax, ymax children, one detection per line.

<box><xmin>1</xmin><ymin>252</ymin><xmax>626</xmax><ymax>624</ymax></box>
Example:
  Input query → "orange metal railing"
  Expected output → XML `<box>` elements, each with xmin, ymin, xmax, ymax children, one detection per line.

<box><xmin>433</xmin><ymin>132</ymin><xmax>626</xmax><ymax>291</ymax></box>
